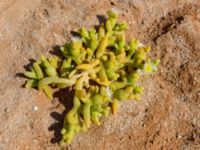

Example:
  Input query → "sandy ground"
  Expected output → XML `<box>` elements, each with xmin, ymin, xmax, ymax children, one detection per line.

<box><xmin>0</xmin><ymin>0</ymin><xmax>200</xmax><ymax>150</ymax></box>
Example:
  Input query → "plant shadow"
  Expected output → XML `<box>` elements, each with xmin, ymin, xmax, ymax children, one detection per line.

<box><xmin>48</xmin><ymin>88</ymin><xmax>74</xmax><ymax>144</ymax></box>
<box><xmin>49</xmin><ymin>45</ymin><xmax>64</xmax><ymax>59</ymax></box>
<box><xmin>96</xmin><ymin>14</ymin><xmax>107</xmax><ymax>24</ymax></box>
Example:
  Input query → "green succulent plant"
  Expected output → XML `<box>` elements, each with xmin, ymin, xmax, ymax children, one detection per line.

<box><xmin>23</xmin><ymin>10</ymin><xmax>159</xmax><ymax>146</ymax></box>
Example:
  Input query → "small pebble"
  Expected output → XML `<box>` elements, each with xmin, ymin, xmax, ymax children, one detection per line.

<box><xmin>33</xmin><ymin>106</ymin><xmax>38</xmax><ymax>111</ymax></box>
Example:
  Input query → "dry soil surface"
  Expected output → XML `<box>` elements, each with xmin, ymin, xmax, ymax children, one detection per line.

<box><xmin>0</xmin><ymin>0</ymin><xmax>200</xmax><ymax>150</ymax></box>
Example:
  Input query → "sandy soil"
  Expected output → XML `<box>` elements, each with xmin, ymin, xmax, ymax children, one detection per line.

<box><xmin>0</xmin><ymin>0</ymin><xmax>199</xmax><ymax>150</ymax></box>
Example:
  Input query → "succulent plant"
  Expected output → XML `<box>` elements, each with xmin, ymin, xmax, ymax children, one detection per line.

<box><xmin>23</xmin><ymin>10</ymin><xmax>159</xmax><ymax>146</ymax></box>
